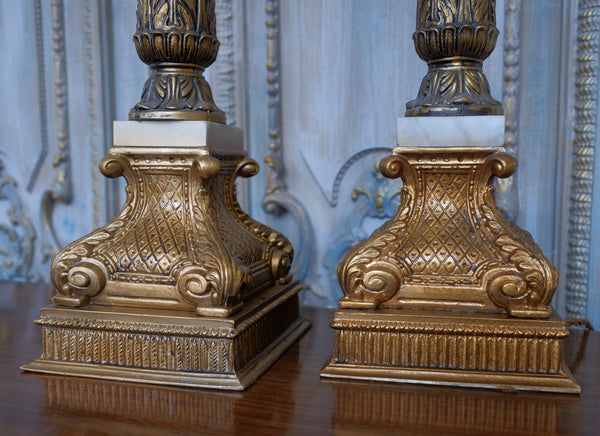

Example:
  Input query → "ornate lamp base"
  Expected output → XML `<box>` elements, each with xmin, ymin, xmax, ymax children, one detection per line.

<box><xmin>322</xmin><ymin>116</ymin><xmax>579</xmax><ymax>394</ymax></box>
<box><xmin>321</xmin><ymin>308</ymin><xmax>579</xmax><ymax>394</ymax></box>
<box><xmin>22</xmin><ymin>280</ymin><xmax>308</xmax><ymax>390</ymax></box>
<box><xmin>23</xmin><ymin>121</ymin><xmax>309</xmax><ymax>389</ymax></box>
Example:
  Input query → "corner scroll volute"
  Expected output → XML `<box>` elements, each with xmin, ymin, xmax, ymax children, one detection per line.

<box><xmin>232</xmin><ymin>156</ymin><xmax>294</xmax><ymax>283</ymax></box>
<box><xmin>235</xmin><ymin>157</ymin><xmax>260</xmax><ymax>179</ymax></box>
<box><xmin>99</xmin><ymin>155</ymin><xmax>132</xmax><ymax>179</ymax></box>
<box><xmin>51</xmin><ymin>256</ymin><xmax>109</xmax><ymax>307</ymax></box>
<box><xmin>485</xmin><ymin>262</ymin><xmax>557</xmax><ymax>318</ymax></box>
<box><xmin>194</xmin><ymin>155</ymin><xmax>221</xmax><ymax>180</ymax></box>
<box><xmin>338</xmin><ymin>257</ymin><xmax>408</xmax><ymax>309</ymax></box>
<box><xmin>176</xmin><ymin>260</ymin><xmax>249</xmax><ymax>317</ymax></box>
<box><xmin>336</xmin><ymin>153</ymin><xmax>415</xmax><ymax>309</ymax></box>
<box><xmin>267</xmin><ymin>231</ymin><xmax>294</xmax><ymax>284</ymax></box>
<box><xmin>378</xmin><ymin>153</ymin><xmax>414</xmax><ymax>183</ymax></box>
<box><xmin>477</xmin><ymin>151</ymin><xmax>557</xmax><ymax>319</ymax></box>
<box><xmin>478</xmin><ymin>151</ymin><xmax>517</xmax><ymax>191</ymax></box>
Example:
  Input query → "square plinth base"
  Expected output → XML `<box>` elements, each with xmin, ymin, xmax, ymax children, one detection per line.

<box><xmin>22</xmin><ymin>281</ymin><xmax>310</xmax><ymax>390</ymax></box>
<box><xmin>321</xmin><ymin>308</ymin><xmax>580</xmax><ymax>394</ymax></box>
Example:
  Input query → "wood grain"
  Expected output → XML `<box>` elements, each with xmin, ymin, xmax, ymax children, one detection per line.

<box><xmin>1</xmin><ymin>281</ymin><xmax>598</xmax><ymax>435</ymax></box>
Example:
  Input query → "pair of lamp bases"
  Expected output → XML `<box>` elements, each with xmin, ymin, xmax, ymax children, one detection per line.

<box><xmin>22</xmin><ymin>0</ymin><xmax>579</xmax><ymax>394</ymax></box>
<box><xmin>21</xmin><ymin>114</ymin><xmax>579</xmax><ymax>394</ymax></box>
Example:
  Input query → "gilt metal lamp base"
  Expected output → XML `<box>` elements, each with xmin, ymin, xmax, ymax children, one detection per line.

<box><xmin>24</xmin><ymin>2</ymin><xmax>309</xmax><ymax>391</ymax></box>
<box><xmin>321</xmin><ymin>115</ymin><xmax>580</xmax><ymax>394</ymax></box>
<box><xmin>23</xmin><ymin>120</ymin><xmax>310</xmax><ymax>390</ymax></box>
<box><xmin>23</xmin><ymin>280</ymin><xmax>309</xmax><ymax>390</ymax></box>
<box><xmin>321</xmin><ymin>307</ymin><xmax>579</xmax><ymax>394</ymax></box>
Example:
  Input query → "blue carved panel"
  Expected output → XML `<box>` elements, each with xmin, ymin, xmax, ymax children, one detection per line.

<box><xmin>1</xmin><ymin>0</ymin><xmax>598</xmax><ymax>329</ymax></box>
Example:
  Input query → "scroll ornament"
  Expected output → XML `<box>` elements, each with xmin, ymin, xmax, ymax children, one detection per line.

<box><xmin>338</xmin><ymin>148</ymin><xmax>557</xmax><ymax>318</ymax></box>
<box><xmin>50</xmin><ymin>151</ymin><xmax>293</xmax><ymax>316</ymax></box>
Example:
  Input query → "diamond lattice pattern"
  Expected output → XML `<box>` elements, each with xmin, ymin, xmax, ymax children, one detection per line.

<box><xmin>401</xmin><ymin>172</ymin><xmax>485</xmax><ymax>276</ymax></box>
<box><xmin>116</xmin><ymin>173</ymin><xmax>187</xmax><ymax>274</ymax></box>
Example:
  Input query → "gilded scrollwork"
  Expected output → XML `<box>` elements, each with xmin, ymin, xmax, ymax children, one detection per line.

<box><xmin>50</xmin><ymin>156</ymin><xmax>135</xmax><ymax>306</ymax></box>
<box><xmin>231</xmin><ymin>158</ymin><xmax>294</xmax><ymax>283</ymax></box>
<box><xmin>176</xmin><ymin>175</ymin><xmax>249</xmax><ymax>314</ymax></box>
<box><xmin>338</xmin><ymin>148</ymin><xmax>557</xmax><ymax>318</ymax></box>
<box><xmin>50</xmin><ymin>148</ymin><xmax>296</xmax><ymax>316</ymax></box>
<box><xmin>477</xmin><ymin>154</ymin><xmax>557</xmax><ymax>317</ymax></box>
<box><xmin>338</xmin><ymin>155</ymin><xmax>416</xmax><ymax>308</ymax></box>
<box><xmin>324</xmin><ymin>163</ymin><xmax>403</xmax><ymax>301</ymax></box>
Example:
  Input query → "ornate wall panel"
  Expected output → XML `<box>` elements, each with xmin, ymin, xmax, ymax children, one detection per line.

<box><xmin>0</xmin><ymin>0</ymin><xmax>113</xmax><ymax>281</ymax></box>
<box><xmin>564</xmin><ymin>0</ymin><xmax>600</xmax><ymax>327</ymax></box>
<box><xmin>1</xmin><ymin>0</ymin><xmax>599</xmax><ymax>328</ymax></box>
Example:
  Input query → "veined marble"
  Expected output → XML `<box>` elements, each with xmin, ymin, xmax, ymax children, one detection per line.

<box><xmin>113</xmin><ymin>121</ymin><xmax>244</xmax><ymax>154</ymax></box>
<box><xmin>396</xmin><ymin>116</ymin><xmax>505</xmax><ymax>147</ymax></box>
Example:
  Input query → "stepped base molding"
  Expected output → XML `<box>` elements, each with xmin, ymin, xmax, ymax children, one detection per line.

<box><xmin>321</xmin><ymin>308</ymin><xmax>579</xmax><ymax>393</ymax></box>
<box><xmin>23</xmin><ymin>280</ymin><xmax>309</xmax><ymax>390</ymax></box>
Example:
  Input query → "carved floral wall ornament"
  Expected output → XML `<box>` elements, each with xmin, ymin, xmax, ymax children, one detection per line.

<box><xmin>322</xmin><ymin>0</ymin><xmax>579</xmax><ymax>393</ymax></box>
<box><xmin>23</xmin><ymin>0</ymin><xmax>309</xmax><ymax>390</ymax></box>
<box><xmin>0</xmin><ymin>162</ymin><xmax>36</xmax><ymax>281</ymax></box>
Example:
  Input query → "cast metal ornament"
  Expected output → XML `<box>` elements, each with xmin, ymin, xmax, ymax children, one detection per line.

<box><xmin>406</xmin><ymin>0</ymin><xmax>504</xmax><ymax>116</ymax></box>
<box><xmin>50</xmin><ymin>151</ymin><xmax>293</xmax><ymax>317</ymax></box>
<box><xmin>322</xmin><ymin>0</ymin><xmax>579</xmax><ymax>393</ymax></box>
<box><xmin>324</xmin><ymin>147</ymin><xmax>579</xmax><ymax>392</ymax></box>
<box><xmin>23</xmin><ymin>0</ymin><xmax>309</xmax><ymax>390</ymax></box>
<box><xmin>338</xmin><ymin>148</ymin><xmax>556</xmax><ymax>318</ymax></box>
<box><xmin>129</xmin><ymin>0</ymin><xmax>226</xmax><ymax>122</ymax></box>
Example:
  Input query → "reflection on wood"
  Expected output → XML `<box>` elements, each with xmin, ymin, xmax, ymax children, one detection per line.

<box><xmin>43</xmin><ymin>376</ymin><xmax>242</xmax><ymax>433</ymax></box>
<box><xmin>330</xmin><ymin>380</ymin><xmax>575</xmax><ymax>435</ymax></box>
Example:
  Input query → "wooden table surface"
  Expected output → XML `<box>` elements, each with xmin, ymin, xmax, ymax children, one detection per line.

<box><xmin>1</xmin><ymin>281</ymin><xmax>598</xmax><ymax>435</ymax></box>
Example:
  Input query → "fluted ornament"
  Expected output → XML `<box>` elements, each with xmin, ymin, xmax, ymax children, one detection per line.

<box><xmin>406</xmin><ymin>0</ymin><xmax>503</xmax><ymax>116</ymax></box>
<box><xmin>130</xmin><ymin>0</ymin><xmax>226</xmax><ymax>122</ymax></box>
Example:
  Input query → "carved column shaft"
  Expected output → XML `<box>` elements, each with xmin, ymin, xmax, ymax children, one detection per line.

<box><xmin>406</xmin><ymin>0</ymin><xmax>503</xmax><ymax>116</ymax></box>
<box><xmin>130</xmin><ymin>0</ymin><xmax>226</xmax><ymax>122</ymax></box>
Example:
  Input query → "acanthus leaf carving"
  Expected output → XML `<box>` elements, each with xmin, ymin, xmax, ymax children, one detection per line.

<box><xmin>337</xmin><ymin>154</ymin><xmax>416</xmax><ymax>308</ymax></box>
<box><xmin>478</xmin><ymin>152</ymin><xmax>557</xmax><ymax>318</ymax></box>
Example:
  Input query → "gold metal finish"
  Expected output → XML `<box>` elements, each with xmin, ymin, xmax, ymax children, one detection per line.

<box><xmin>24</xmin><ymin>0</ymin><xmax>309</xmax><ymax>390</ymax></box>
<box><xmin>25</xmin><ymin>142</ymin><xmax>309</xmax><ymax>389</ymax></box>
<box><xmin>322</xmin><ymin>308</ymin><xmax>579</xmax><ymax>393</ymax></box>
<box><xmin>406</xmin><ymin>0</ymin><xmax>504</xmax><ymax>116</ymax></box>
<box><xmin>23</xmin><ymin>280</ymin><xmax>309</xmax><ymax>390</ymax></box>
<box><xmin>322</xmin><ymin>1</ymin><xmax>578</xmax><ymax>393</ymax></box>
<box><xmin>49</xmin><ymin>147</ymin><xmax>294</xmax><ymax>316</ymax></box>
<box><xmin>129</xmin><ymin>0</ymin><xmax>226</xmax><ymax>122</ymax></box>
<box><xmin>322</xmin><ymin>146</ymin><xmax>579</xmax><ymax>392</ymax></box>
<box><xmin>338</xmin><ymin>147</ymin><xmax>556</xmax><ymax>319</ymax></box>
